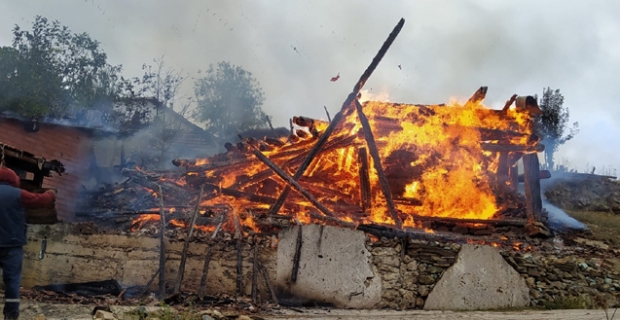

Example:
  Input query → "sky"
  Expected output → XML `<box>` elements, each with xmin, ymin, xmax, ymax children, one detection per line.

<box><xmin>0</xmin><ymin>0</ymin><xmax>619</xmax><ymax>173</ymax></box>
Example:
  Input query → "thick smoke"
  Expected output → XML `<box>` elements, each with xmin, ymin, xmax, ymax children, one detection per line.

<box><xmin>543</xmin><ymin>199</ymin><xmax>588</xmax><ymax>233</ymax></box>
<box><xmin>1</xmin><ymin>0</ymin><xmax>619</xmax><ymax>169</ymax></box>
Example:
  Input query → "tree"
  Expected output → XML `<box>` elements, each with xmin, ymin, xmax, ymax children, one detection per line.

<box><xmin>0</xmin><ymin>16</ymin><xmax>124</xmax><ymax>117</ymax></box>
<box><xmin>534</xmin><ymin>87</ymin><xmax>579</xmax><ymax>170</ymax></box>
<box><xmin>192</xmin><ymin>61</ymin><xmax>268</xmax><ymax>142</ymax></box>
<box><xmin>122</xmin><ymin>57</ymin><xmax>195</xmax><ymax>169</ymax></box>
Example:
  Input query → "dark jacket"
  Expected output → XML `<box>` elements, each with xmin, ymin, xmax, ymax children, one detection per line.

<box><xmin>0</xmin><ymin>168</ymin><xmax>55</xmax><ymax>247</ymax></box>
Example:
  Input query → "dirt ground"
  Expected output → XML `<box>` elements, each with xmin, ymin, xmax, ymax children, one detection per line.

<box><xmin>2</xmin><ymin>302</ymin><xmax>616</xmax><ymax>320</ymax></box>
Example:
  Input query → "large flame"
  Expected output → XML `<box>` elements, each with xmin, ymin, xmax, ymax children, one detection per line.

<box><xmin>131</xmin><ymin>95</ymin><xmax>534</xmax><ymax>232</ymax></box>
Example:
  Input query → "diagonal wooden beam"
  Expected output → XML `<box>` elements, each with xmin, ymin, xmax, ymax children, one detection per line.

<box><xmin>267</xmin><ymin>18</ymin><xmax>406</xmax><ymax>216</ymax></box>
<box><xmin>249</xmin><ymin>145</ymin><xmax>339</xmax><ymax>219</ymax></box>
<box><xmin>354</xmin><ymin>99</ymin><xmax>403</xmax><ymax>228</ymax></box>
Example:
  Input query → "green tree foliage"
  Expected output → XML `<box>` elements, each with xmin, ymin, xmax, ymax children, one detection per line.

<box><xmin>0</xmin><ymin>16</ymin><xmax>123</xmax><ymax>117</ymax></box>
<box><xmin>534</xmin><ymin>87</ymin><xmax>579</xmax><ymax>170</ymax></box>
<box><xmin>192</xmin><ymin>61</ymin><xmax>267</xmax><ymax>142</ymax></box>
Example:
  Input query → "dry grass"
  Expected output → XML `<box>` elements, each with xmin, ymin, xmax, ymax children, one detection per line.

<box><xmin>566</xmin><ymin>210</ymin><xmax>620</xmax><ymax>246</ymax></box>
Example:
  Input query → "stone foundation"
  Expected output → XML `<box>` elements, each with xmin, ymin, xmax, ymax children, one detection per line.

<box><xmin>22</xmin><ymin>224</ymin><xmax>277</xmax><ymax>299</ymax></box>
<box><xmin>503</xmin><ymin>247</ymin><xmax>620</xmax><ymax>307</ymax></box>
<box><xmin>367</xmin><ymin>237</ymin><xmax>459</xmax><ymax>309</ymax></box>
<box><xmin>17</xmin><ymin>223</ymin><xmax>620</xmax><ymax>310</ymax></box>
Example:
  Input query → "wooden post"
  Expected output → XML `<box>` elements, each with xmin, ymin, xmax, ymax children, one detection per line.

<box><xmin>354</xmin><ymin>99</ymin><xmax>402</xmax><ymax>228</ymax></box>
<box><xmin>290</xmin><ymin>223</ymin><xmax>303</xmax><ymax>283</ymax></box>
<box><xmin>157</xmin><ymin>185</ymin><xmax>166</xmax><ymax>300</ymax></box>
<box><xmin>358</xmin><ymin>147</ymin><xmax>371</xmax><ymax>211</ymax></box>
<box><xmin>198</xmin><ymin>216</ymin><xmax>223</xmax><ymax>300</ymax></box>
<box><xmin>234</xmin><ymin>214</ymin><xmax>243</xmax><ymax>297</ymax></box>
<box><xmin>267</xmin><ymin>18</ymin><xmax>405</xmax><ymax>216</ymax></box>
<box><xmin>258</xmin><ymin>261</ymin><xmax>279</xmax><ymax>304</ymax></box>
<box><xmin>251</xmin><ymin>240</ymin><xmax>259</xmax><ymax>303</ymax></box>
<box><xmin>324</xmin><ymin>106</ymin><xmax>332</xmax><ymax>122</ymax></box>
<box><xmin>497</xmin><ymin>152</ymin><xmax>509</xmax><ymax>185</ymax></box>
<box><xmin>509</xmin><ymin>165</ymin><xmax>520</xmax><ymax>191</ymax></box>
<box><xmin>523</xmin><ymin>153</ymin><xmax>542</xmax><ymax>223</ymax></box>
<box><xmin>173</xmin><ymin>185</ymin><xmax>204</xmax><ymax>293</ymax></box>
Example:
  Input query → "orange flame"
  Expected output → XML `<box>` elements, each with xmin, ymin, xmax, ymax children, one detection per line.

<box><xmin>131</xmin><ymin>93</ymin><xmax>534</xmax><ymax>233</ymax></box>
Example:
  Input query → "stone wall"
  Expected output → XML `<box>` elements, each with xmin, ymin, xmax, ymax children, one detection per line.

<box><xmin>502</xmin><ymin>249</ymin><xmax>620</xmax><ymax>307</ymax></box>
<box><xmin>367</xmin><ymin>236</ymin><xmax>620</xmax><ymax>309</ymax></box>
<box><xmin>367</xmin><ymin>237</ymin><xmax>459</xmax><ymax>309</ymax></box>
<box><xmin>18</xmin><ymin>223</ymin><xmax>620</xmax><ymax>310</ymax></box>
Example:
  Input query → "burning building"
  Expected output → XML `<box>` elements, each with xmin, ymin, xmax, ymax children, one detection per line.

<box><xmin>93</xmin><ymin>85</ymin><xmax>547</xmax><ymax>238</ymax></box>
<box><xmin>13</xmin><ymin>18</ymin><xmax>620</xmax><ymax>312</ymax></box>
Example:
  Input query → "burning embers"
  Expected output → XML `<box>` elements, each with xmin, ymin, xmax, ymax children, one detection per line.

<box><xmin>84</xmin><ymin>85</ymin><xmax>545</xmax><ymax>238</ymax></box>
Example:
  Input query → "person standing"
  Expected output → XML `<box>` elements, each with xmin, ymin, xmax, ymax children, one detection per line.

<box><xmin>0</xmin><ymin>167</ymin><xmax>56</xmax><ymax>320</ymax></box>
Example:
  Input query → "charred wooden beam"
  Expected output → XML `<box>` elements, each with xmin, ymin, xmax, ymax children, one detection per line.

<box><xmin>198</xmin><ymin>250</ymin><xmax>213</xmax><ymax>300</ymax></box>
<box><xmin>157</xmin><ymin>185</ymin><xmax>166</xmax><ymax>300</ymax></box>
<box><xmin>251</xmin><ymin>241</ymin><xmax>259</xmax><ymax>303</ymax></box>
<box><xmin>523</xmin><ymin>153</ymin><xmax>543</xmax><ymax>223</ymax></box>
<box><xmin>268</xmin><ymin>18</ymin><xmax>405</xmax><ymax>216</ymax></box>
<box><xmin>481</xmin><ymin>143</ymin><xmax>544</xmax><ymax>153</ymax></box>
<box><xmin>407</xmin><ymin>213</ymin><xmax>527</xmax><ymax>227</ymax></box>
<box><xmin>353</xmin><ymin>18</ymin><xmax>405</xmax><ymax>92</ymax></box>
<box><xmin>173</xmin><ymin>186</ymin><xmax>204</xmax><ymax>294</ymax></box>
<box><xmin>122</xmin><ymin>169</ymin><xmax>189</xmax><ymax>200</ymax></box>
<box><xmin>258</xmin><ymin>261</ymin><xmax>278</xmax><ymax>304</ymax></box>
<box><xmin>354</xmin><ymin>99</ymin><xmax>403</xmax><ymax>228</ymax></box>
<box><xmin>356</xmin><ymin>223</ymin><xmax>479</xmax><ymax>243</ymax></box>
<box><xmin>225</xmin><ymin>142</ymin><xmax>237</xmax><ymax>152</ymax></box>
<box><xmin>234</xmin><ymin>214</ymin><xmax>243</xmax><ymax>297</ymax></box>
<box><xmin>466</xmin><ymin>86</ymin><xmax>488</xmax><ymax>106</ymax></box>
<box><xmin>293</xmin><ymin>116</ymin><xmax>328</xmax><ymax>129</ymax></box>
<box><xmin>217</xmin><ymin>186</ymin><xmax>278</xmax><ymax>205</ymax></box>
<box><xmin>509</xmin><ymin>164</ymin><xmax>520</xmax><ymax>191</ymax></box>
<box><xmin>324</xmin><ymin>106</ymin><xmax>332</xmax><ymax>122</ymax></box>
<box><xmin>229</xmin><ymin>135</ymin><xmax>359</xmax><ymax>191</ymax></box>
<box><xmin>307</xmin><ymin>210</ymin><xmax>357</xmax><ymax>229</ymax></box>
<box><xmin>248</xmin><ymin>145</ymin><xmax>339</xmax><ymax>219</ymax></box>
<box><xmin>141</xmin><ymin>269</ymin><xmax>160</xmax><ymax>299</ymax></box>
<box><xmin>497</xmin><ymin>152</ymin><xmax>509</xmax><ymax>183</ymax></box>
<box><xmin>358</xmin><ymin>147</ymin><xmax>371</xmax><ymax>211</ymax></box>
<box><xmin>266</xmin><ymin>115</ymin><xmax>276</xmax><ymax>137</ymax></box>
<box><xmin>265</xmin><ymin>137</ymin><xmax>286</xmax><ymax>147</ymax></box>
<box><xmin>295</xmin><ymin>129</ymin><xmax>311</xmax><ymax>140</ymax></box>
<box><xmin>293</xmin><ymin>116</ymin><xmax>327</xmax><ymax>138</ymax></box>
<box><xmin>502</xmin><ymin>94</ymin><xmax>518</xmax><ymax>112</ymax></box>
<box><xmin>291</xmin><ymin>223</ymin><xmax>303</xmax><ymax>284</ymax></box>
<box><xmin>198</xmin><ymin>216</ymin><xmax>223</xmax><ymax>300</ymax></box>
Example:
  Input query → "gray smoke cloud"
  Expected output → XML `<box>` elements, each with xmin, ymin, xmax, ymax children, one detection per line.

<box><xmin>1</xmin><ymin>0</ymin><xmax>619</xmax><ymax>170</ymax></box>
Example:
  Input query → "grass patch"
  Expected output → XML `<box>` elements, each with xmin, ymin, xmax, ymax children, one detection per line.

<box><xmin>566</xmin><ymin>210</ymin><xmax>620</xmax><ymax>246</ymax></box>
<box><xmin>543</xmin><ymin>295</ymin><xmax>594</xmax><ymax>310</ymax></box>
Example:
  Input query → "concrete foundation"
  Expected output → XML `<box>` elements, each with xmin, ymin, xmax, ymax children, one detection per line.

<box><xmin>275</xmin><ymin>224</ymin><xmax>382</xmax><ymax>308</ymax></box>
<box><xmin>423</xmin><ymin>244</ymin><xmax>530</xmax><ymax>310</ymax></box>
